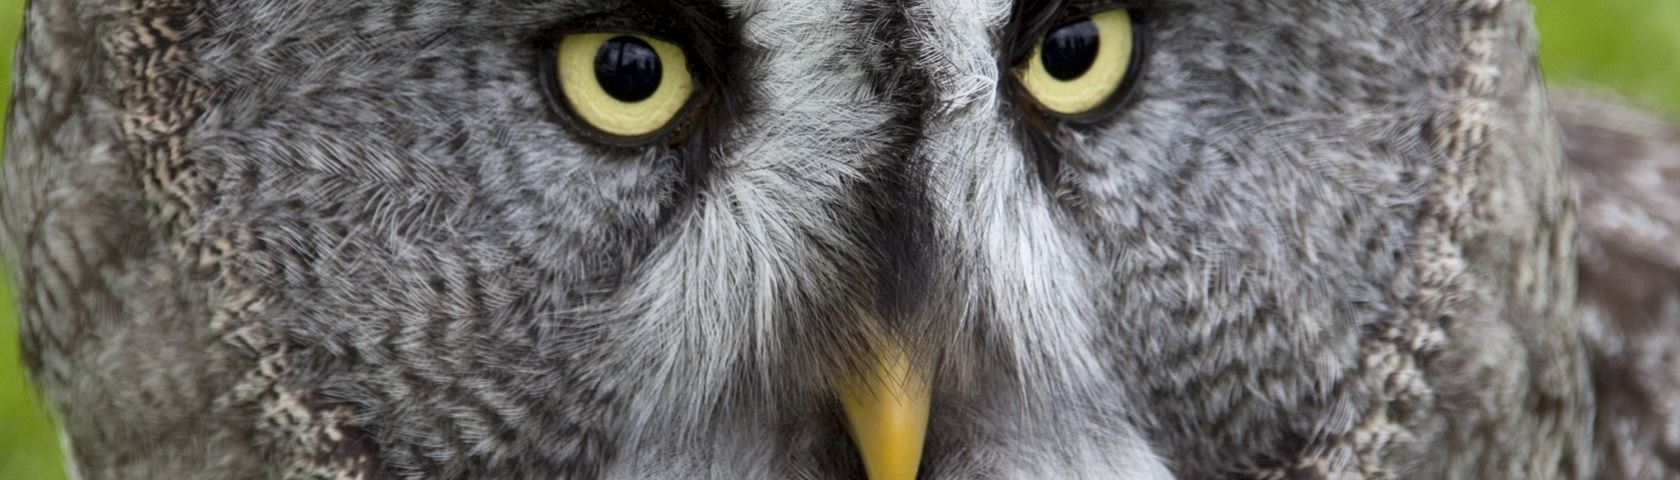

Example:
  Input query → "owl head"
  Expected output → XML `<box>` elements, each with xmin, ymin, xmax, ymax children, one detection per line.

<box><xmin>6</xmin><ymin>0</ymin><xmax>1590</xmax><ymax>478</ymax></box>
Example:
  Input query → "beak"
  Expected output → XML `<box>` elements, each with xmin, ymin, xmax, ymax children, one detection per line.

<box><xmin>835</xmin><ymin>337</ymin><xmax>932</xmax><ymax>480</ymax></box>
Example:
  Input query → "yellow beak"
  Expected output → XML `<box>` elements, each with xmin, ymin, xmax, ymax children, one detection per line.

<box><xmin>835</xmin><ymin>339</ymin><xmax>932</xmax><ymax>480</ymax></box>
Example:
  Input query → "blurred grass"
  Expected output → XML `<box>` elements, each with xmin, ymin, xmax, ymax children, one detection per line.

<box><xmin>0</xmin><ymin>1</ymin><xmax>1677</xmax><ymax>479</ymax></box>
<box><xmin>1534</xmin><ymin>0</ymin><xmax>1680</xmax><ymax>117</ymax></box>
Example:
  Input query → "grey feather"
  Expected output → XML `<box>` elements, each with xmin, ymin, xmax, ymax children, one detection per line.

<box><xmin>2</xmin><ymin>0</ymin><xmax>1671</xmax><ymax>479</ymax></box>
<box><xmin>1557</xmin><ymin>90</ymin><xmax>1680</xmax><ymax>480</ymax></box>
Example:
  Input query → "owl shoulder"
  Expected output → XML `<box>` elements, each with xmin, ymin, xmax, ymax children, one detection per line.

<box><xmin>1556</xmin><ymin>89</ymin><xmax>1680</xmax><ymax>479</ymax></box>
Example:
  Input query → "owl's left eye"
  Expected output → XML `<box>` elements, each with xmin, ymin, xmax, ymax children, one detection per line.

<box><xmin>1014</xmin><ymin>8</ymin><xmax>1141</xmax><ymax>120</ymax></box>
<box><xmin>548</xmin><ymin>32</ymin><xmax>697</xmax><ymax>142</ymax></box>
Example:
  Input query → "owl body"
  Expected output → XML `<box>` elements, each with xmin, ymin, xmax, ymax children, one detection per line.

<box><xmin>4</xmin><ymin>0</ymin><xmax>1673</xmax><ymax>478</ymax></box>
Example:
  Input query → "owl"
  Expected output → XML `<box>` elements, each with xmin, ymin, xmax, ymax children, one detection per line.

<box><xmin>6</xmin><ymin>0</ymin><xmax>1679</xmax><ymax>478</ymax></box>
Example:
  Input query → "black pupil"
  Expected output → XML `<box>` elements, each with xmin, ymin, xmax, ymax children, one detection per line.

<box><xmin>594</xmin><ymin>36</ymin><xmax>663</xmax><ymax>103</ymax></box>
<box><xmin>1041</xmin><ymin>19</ymin><xmax>1100</xmax><ymax>81</ymax></box>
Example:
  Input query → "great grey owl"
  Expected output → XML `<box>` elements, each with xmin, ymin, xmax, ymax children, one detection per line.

<box><xmin>6</xmin><ymin>0</ymin><xmax>1680</xmax><ymax>478</ymax></box>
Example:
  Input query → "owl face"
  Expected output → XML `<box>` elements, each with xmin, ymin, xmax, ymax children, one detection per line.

<box><xmin>13</xmin><ymin>0</ymin><xmax>1558</xmax><ymax>478</ymax></box>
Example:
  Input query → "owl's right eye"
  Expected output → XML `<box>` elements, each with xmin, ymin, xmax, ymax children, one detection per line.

<box><xmin>1014</xmin><ymin>8</ymin><xmax>1141</xmax><ymax>121</ymax></box>
<box><xmin>548</xmin><ymin>32</ymin><xmax>698</xmax><ymax>142</ymax></box>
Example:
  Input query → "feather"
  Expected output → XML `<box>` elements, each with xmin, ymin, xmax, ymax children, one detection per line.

<box><xmin>1557</xmin><ymin>90</ymin><xmax>1680</xmax><ymax>479</ymax></box>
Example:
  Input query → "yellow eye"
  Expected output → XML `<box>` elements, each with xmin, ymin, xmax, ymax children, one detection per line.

<box><xmin>554</xmin><ymin>33</ymin><xmax>696</xmax><ymax>139</ymax></box>
<box><xmin>1016</xmin><ymin>9</ymin><xmax>1139</xmax><ymax>117</ymax></box>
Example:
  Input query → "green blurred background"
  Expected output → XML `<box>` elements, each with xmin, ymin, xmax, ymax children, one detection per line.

<box><xmin>1</xmin><ymin>0</ymin><xmax>1677</xmax><ymax>478</ymax></box>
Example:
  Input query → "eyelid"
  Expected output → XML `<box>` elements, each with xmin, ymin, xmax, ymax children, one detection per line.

<box><xmin>1068</xmin><ymin>0</ymin><xmax>1151</xmax><ymax>13</ymax></box>
<box><xmin>1047</xmin><ymin>3</ymin><xmax>1147</xmax><ymax>35</ymax></box>
<box><xmin>534</xmin><ymin>3</ymin><xmax>731</xmax><ymax>62</ymax></box>
<box><xmin>552</xmin><ymin>10</ymin><xmax>690</xmax><ymax>40</ymax></box>
<box><xmin>1009</xmin><ymin>2</ymin><xmax>1144</xmax><ymax>66</ymax></box>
